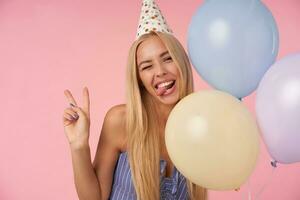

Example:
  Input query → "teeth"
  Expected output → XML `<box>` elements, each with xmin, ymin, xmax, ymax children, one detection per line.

<box><xmin>157</xmin><ymin>81</ymin><xmax>174</xmax><ymax>88</ymax></box>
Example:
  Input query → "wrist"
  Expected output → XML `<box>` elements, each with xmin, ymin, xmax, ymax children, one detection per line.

<box><xmin>69</xmin><ymin>141</ymin><xmax>90</xmax><ymax>151</ymax></box>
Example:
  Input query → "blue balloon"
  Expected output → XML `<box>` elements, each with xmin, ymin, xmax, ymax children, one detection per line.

<box><xmin>187</xmin><ymin>0</ymin><xmax>279</xmax><ymax>98</ymax></box>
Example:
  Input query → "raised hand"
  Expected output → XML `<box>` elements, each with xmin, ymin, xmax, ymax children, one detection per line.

<box><xmin>63</xmin><ymin>87</ymin><xmax>91</xmax><ymax>149</ymax></box>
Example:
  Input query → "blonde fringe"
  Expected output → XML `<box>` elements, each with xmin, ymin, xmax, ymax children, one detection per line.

<box><xmin>125</xmin><ymin>31</ymin><xmax>207</xmax><ymax>200</ymax></box>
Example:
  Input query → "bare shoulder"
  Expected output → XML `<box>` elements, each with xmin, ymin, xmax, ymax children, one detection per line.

<box><xmin>103</xmin><ymin>104</ymin><xmax>127</xmax><ymax>152</ymax></box>
<box><xmin>107</xmin><ymin>104</ymin><xmax>126</xmax><ymax>118</ymax></box>
<box><xmin>91</xmin><ymin>104</ymin><xmax>127</xmax><ymax>199</ymax></box>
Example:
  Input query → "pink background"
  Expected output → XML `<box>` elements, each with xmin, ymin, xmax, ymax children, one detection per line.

<box><xmin>1</xmin><ymin>0</ymin><xmax>299</xmax><ymax>199</ymax></box>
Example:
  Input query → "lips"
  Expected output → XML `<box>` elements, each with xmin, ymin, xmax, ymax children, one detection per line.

<box><xmin>155</xmin><ymin>80</ymin><xmax>176</xmax><ymax>96</ymax></box>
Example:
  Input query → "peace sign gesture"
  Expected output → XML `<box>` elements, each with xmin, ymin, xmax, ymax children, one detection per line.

<box><xmin>63</xmin><ymin>87</ymin><xmax>91</xmax><ymax>149</ymax></box>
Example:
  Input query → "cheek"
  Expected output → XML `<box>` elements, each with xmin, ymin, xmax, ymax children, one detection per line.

<box><xmin>139</xmin><ymin>73</ymin><xmax>152</xmax><ymax>87</ymax></box>
<box><xmin>169</xmin><ymin>64</ymin><xmax>180</xmax><ymax>77</ymax></box>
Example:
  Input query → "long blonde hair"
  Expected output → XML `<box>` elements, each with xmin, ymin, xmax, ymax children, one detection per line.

<box><xmin>125</xmin><ymin>31</ymin><xmax>207</xmax><ymax>200</ymax></box>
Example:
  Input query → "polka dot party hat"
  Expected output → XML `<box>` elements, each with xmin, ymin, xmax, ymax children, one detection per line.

<box><xmin>136</xmin><ymin>0</ymin><xmax>173</xmax><ymax>39</ymax></box>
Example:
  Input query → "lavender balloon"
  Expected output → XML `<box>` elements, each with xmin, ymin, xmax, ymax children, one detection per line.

<box><xmin>256</xmin><ymin>53</ymin><xmax>300</xmax><ymax>164</ymax></box>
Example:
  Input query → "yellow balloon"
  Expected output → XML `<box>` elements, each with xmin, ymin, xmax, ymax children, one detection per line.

<box><xmin>165</xmin><ymin>90</ymin><xmax>260</xmax><ymax>190</ymax></box>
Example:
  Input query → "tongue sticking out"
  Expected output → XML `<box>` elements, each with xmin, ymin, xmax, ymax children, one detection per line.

<box><xmin>156</xmin><ymin>86</ymin><xmax>167</xmax><ymax>96</ymax></box>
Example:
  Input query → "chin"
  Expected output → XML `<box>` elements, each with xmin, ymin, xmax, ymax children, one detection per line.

<box><xmin>157</xmin><ymin>91</ymin><xmax>179</xmax><ymax>105</ymax></box>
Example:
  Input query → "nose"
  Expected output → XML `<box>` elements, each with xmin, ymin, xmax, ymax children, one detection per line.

<box><xmin>155</xmin><ymin>63</ymin><xmax>167</xmax><ymax>77</ymax></box>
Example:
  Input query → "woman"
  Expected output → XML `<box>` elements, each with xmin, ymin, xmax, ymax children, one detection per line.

<box><xmin>63</xmin><ymin>1</ymin><xmax>207</xmax><ymax>199</ymax></box>
<box><xmin>63</xmin><ymin>31</ymin><xmax>207</xmax><ymax>200</ymax></box>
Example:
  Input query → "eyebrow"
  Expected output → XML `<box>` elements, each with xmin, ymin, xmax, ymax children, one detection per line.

<box><xmin>138</xmin><ymin>51</ymin><xmax>170</xmax><ymax>68</ymax></box>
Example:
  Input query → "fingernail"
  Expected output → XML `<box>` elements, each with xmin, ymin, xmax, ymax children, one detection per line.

<box><xmin>70</xmin><ymin>103</ymin><xmax>75</xmax><ymax>107</ymax></box>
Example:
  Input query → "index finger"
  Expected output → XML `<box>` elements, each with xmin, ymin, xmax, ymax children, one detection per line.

<box><xmin>64</xmin><ymin>89</ymin><xmax>78</xmax><ymax>106</ymax></box>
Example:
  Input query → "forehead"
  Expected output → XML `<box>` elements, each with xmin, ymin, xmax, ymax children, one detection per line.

<box><xmin>136</xmin><ymin>36</ymin><xmax>168</xmax><ymax>61</ymax></box>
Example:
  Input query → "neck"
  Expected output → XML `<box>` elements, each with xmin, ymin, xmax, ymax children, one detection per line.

<box><xmin>155</xmin><ymin>103</ymin><xmax>174</xmax><ymax>127</ymax></box>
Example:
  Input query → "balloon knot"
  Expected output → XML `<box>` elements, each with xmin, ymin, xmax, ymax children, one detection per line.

<box><xmin>271</xmin><ymin>160</ymin><xmax>278</xmax><ymax>168</ymax></box>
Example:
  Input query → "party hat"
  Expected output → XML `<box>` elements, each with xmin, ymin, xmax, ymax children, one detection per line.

<box><xmin>136</xmin><ymin>0</ymin><xmax>173</xmax><ymax>39</ymax></box>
